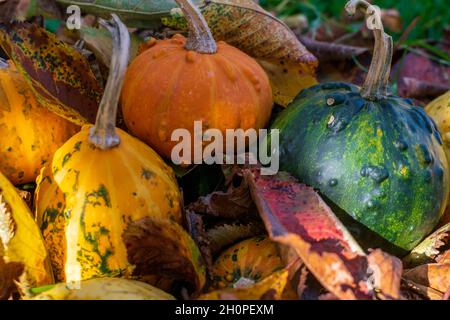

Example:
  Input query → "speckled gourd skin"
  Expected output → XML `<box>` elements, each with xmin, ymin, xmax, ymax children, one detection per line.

<box><xmin>0</xmin><ymin>62</ymin><xmax>78</xmax><ymax>185</ymax></box>
<box><xmin>121</xmin><ymin>34</ymin><xmax>273</xmax><ymax>160</ymax></box>
<box><xmin>211</xmin><ymin>236</ymin><xmax>284</xmax><ymax>289</ymax></box>
<box><xmin>270</xmin><ymin>82</ymin><xmax>449</xmax><ymax>251</ymax></box>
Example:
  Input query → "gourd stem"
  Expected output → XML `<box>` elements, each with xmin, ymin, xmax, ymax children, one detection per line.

<box><xmin>88</xmin><ymin>14</ymin><xmax>130</xmax><ymax>149</ymax></box>
<box><xmin>345</xmin><ymin>0</ymin><xmax>393</xmax><ymax>99</ymax></box>
<box><xmin>175</xmin><ymin>0</ymin><xmax>217</xmax><ymax>54</ymax></box>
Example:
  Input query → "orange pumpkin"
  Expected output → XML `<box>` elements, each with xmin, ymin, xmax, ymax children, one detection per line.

<box><xmin>121</xmin><ymin>0</ymin><xmax>273</xmax><ymax>161</ymax></box>
<box><xmin>0</xmin><ymin>61</ymin><xmax>78</xmax><ymax>185</ymax></box>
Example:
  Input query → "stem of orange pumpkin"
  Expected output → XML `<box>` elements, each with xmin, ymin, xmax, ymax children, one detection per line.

<box><xmin>345</xmin><ymin>0</ymin><xmax>393</xmax><ymax>100</ymax></box>
<box><xmin>88</xmin><ymin>14</ymin><xmax>130</xmax><ymax>149</ymax></box>
<box><xmin>175</xmin><ymin>0</ymin><xmax>217</xmax><ymax>54</ymax></box>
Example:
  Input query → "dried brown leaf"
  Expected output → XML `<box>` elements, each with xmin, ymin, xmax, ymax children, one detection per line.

<box><xmin>188</xmin><ymin>175</ymin><xmax>255</xmax><ymax>219</ymax></box>
<box><xmin>437</xmin><ymin>250</ymin><xmax>450</xmax><ymax>264</ymax></box>
<box><xmin>367</xmin><ymin>249</ymin><xmax>403</xmax><ymax>300</ymax></box>
<box><xmin>0</xmin><ymin>256</ymin><xmax>23</xmax><ymax>300</ymax></box>
<box><xmin>206</xmin><ymin>221</ymin><xmax>264</xmax><ymax>255</ymax></box>
<box><xmin>401</xmin><ymin>278</ymin><xmax>443</xmax><ymax>300</ymax></box>
<box><xmin>0</xmin><ymin>0</ymin><xmax>20</xmax><ymax>23</ymax></box>
<box><xmin>123</xmin><ymin>217</ymin><xmax>206</xmax><ymax>293</ymax></box>
<box><xmin>403</xmin><ymin>263</ymin><xmax>450</xmax><ymax>294</ymax></box>
<box><xmin>381</xmin><ymin>9</ymin><xmax>402</xmax><ymax>33</ymax></box>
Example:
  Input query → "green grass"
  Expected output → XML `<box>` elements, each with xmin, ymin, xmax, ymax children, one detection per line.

<box><xmin>261</xmin><ymin>0</ymin><xmax>449</xmax><ymax>41</ymax></box>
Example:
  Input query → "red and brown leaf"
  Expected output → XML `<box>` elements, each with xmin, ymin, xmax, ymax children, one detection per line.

<box><xmin>245</xmin><ymin>168</ymin><xmax>402</xmax><ymax>300</ymax></box>
<box><xmin>395</xmin><ymin>51</ymin><xmax>450</xmax><ymax>101</ymax></box>
<box><xmin>0</xmin><ymin>22</ymin><xmax>103</xmax><ymax>125</ymax></box>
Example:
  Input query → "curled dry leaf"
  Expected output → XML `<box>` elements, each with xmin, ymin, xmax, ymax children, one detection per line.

<box><xmin>0</xmin><ymin>22</ymin><xmax>103</xmax><ymax>125</ymax></box>
<box><xmin>245</xmin><ymin>168</ymin><xmax>402</xmax><ymax>300</ymax></box>
<box><xmin>123</xmin><ymin>217</ymin><xmax>206</xmax><ymax>294</ymax></box>
<box><xmin>199</xmin><ymin>269</ymin><xmax>289</xmax><ymax>300</ymax></box>
<box><xmin>403</xmin><ymin>223</ymin><xmax>450</xmax><ymax>268</ymax></box>
<box><xmin>163</xmin><ymin>0</ymin><xmax>318</xmax><ymax>106</ymax></box>
<box><xmin>403</xmin><ymin>263</ymin><xmax>450</xmax><ymax>294</ymax></box>
<box><xmin>0</xmin><ymin>171</ymin><xmax>53</xmax><ymax>298</ymax></box>
<box><xmin>188</xmin><ymin>175</ymin><xmax>255</xmax><ymax>219</ymax></box>
<box><xmin>206</xmin><ymin>221</ymin><xmax>264</xmax><ymax>255</ymax></box>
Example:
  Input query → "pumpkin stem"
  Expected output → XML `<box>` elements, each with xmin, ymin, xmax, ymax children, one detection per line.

<box><xmin>175</xmin><ymin>0</ymin><xmax>217</xmax><ymax>54</ymax></box>
<box><xmin>345</xmin><ymin>0</ymin><xmax>393</xmax><ymax>99</ymax></box>
<box><xmin>88</xmin><ymin>14</ymin><xmax>130</xmax><ymax>149</ymax></box>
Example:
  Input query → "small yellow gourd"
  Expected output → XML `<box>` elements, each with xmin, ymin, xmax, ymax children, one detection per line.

<box><xmin>35</xmin><ymin>15</ymin><xmax>182</xmax><ymax>283</ymax></box>
<box><xmin>425</xmin><ymin>91</ymin><xmax>450</xmax><ymax>168</ymax></box>
<box><xmin>29</xmin><ymin>277</ymin><xmax>175</xmax><ymax>300</ymax></box>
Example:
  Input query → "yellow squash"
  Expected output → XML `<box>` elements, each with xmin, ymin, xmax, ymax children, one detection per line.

<box><xmin>0</xmin><ymin>61</ymin><xmax>78</xmax><ymax>185</ymax></box>
<box><xmin>35</xmin><ymin>15</ymin><xmax>182</xmax><ymax>283</ymax></box>
<box><xmin>211</xmin><ymin>236</ymin><xmax>284</xmax><ymax>289</ymax></box>
<box><xmin>29</xmin><ymin>277</ymin><xmax>175</xmax><ymax>300</ymax></box>
<box><xmin>0</xmin><ymin>170</ymin><xmax>53</xmax><ymax>297</ymax></box>
<box><xmin>425</xmin><ymin>91</ymin><xmax>450</xmax><ymax>169</ymax></box>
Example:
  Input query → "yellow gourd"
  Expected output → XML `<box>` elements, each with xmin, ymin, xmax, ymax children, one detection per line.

<box><xmin>29</xmin><ymin>277</ymin><xmax>175</xmax><ymax>300</ymax></box>
<box><xmin>425</xmin><ymin>91</ymin><xmax>450</xmax><ymax>169</ymax></box>
<box><xmin>0</xmin><ymin>61</ymin><xmax>78</xmax><ymax>185</ymax></box>
<box><xmin>35</xmin><ymin>15</ymin><xmax>182</xmax><ymax>283</ymax></box>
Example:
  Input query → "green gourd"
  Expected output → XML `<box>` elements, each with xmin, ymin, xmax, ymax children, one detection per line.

<box><xmin>268</xmin><ymin>0</ymin><xmax>449</xmax><ymax>252</ymax></box>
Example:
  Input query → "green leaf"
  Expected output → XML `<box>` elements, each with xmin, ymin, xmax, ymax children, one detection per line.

<box><xmin>56</xmin><ymin>0</ymin><xmax>179</xmax><ymax>28</ymax></box>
